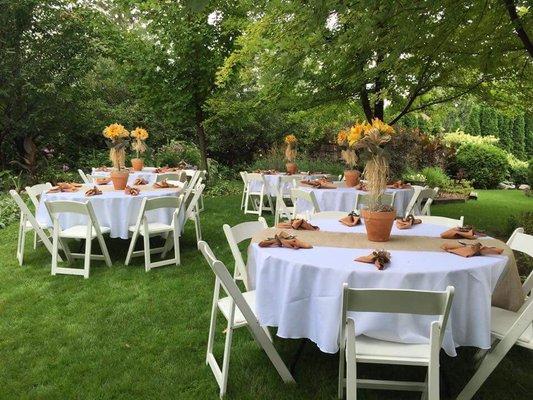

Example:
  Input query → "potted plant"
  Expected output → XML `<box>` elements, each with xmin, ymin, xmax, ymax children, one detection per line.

<box><xmin>130</xmin><ymin>127</ymin><xmax>149</xmax><ymax>171</ymax></box>
<box><xmin>337</xmin><ymin>128</ymin><xmax>360</xmax><ymax>187</ymax></box>
<box><xmin>349</xmin><ymin>118</ymin><xmax>396</xmax><ymax>242</ymax></box>
<box><xmin>284</xmin><ymin>134</ymin><xmax>298</xmax><ymax>174</ymax></box>
<box><xmin>103</xmin><ymin>123</ymin><xmax>130</xmax><ymax>190</ymax></box>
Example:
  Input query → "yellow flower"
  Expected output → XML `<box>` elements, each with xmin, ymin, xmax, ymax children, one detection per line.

<box><xmin>131</xmin><ymin>127</ymin><xmax>149</xmax><ymax>141</ymax></box>
<box><xmin>103</xmin><ymin>123</ymin><xmax>129</xmax><ymax>141</ymax></box>
<box><xmin>348</xmin><ymin>124</ymin><xmax>364</xmax><ymax>146</ymax></box>
<box><xmin>337</xmin><ymin>130</ymin><xmax>348</xmax><ymax>146</ymax></box>
<box><xmin>371</xmin><ymin>118</ymin><xmax>394</xmax><ymax>135</ymax></box>
<box><xmin>284</xmin><ymin>134</ymin><xmax>297</xmax><ymax>145</ymax></box>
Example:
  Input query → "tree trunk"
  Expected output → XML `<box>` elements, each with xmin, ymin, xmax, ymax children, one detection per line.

<box><xmin>502</xmin><ymin>0</ymin><xmax>533</xmax><ymax>59</ymax></box>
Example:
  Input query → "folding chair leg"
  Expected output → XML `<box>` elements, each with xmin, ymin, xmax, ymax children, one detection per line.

<box><xmin>173</xmin><ymin>232</ymin><xmax>180</xmax><ymax>266</ymax></box>
<box><xmin>17</xmin><ymin>222</ymin><xmax>25</xmax><ymax>266</ymax></box>
<box><xmin>33</xmin><ymin>231</ymin><xmax>38</xmax><ymax>250</ymax></box>
<box><xmin>194</xmin><ymin>214</ymin><xmax>202</xmax><ymax>244</ymax></box>
<box><xmin>96</xmin><ymin>234</ymin><xmax>112</xmax><ymax>267</ymax></box>
<box><xmin>83</xmin><ymin>238</ymin><xmax>92</xmax><ymax>279</ymax></box>
<box><xmin>51</xmin><ymin>228</ymin><xmax>60</xmax><ymax>276</ymax></box>
<box><xmin>219</xmin><ymin>324</ymin><xmax>234</xmax><ymax>397</ymax></box>
<box><xmin>143</xmin><ymin>232</ymin><xmax>151</xmax><ymax>272</ymax></box>
<box><xmin>125</xmin><ymin>231</ymin><xmax>139</xmax><ymax>265</ymax></box>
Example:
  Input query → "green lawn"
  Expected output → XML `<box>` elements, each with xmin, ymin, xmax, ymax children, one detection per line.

<box><xmin>0</xmin><ymin>190</ymin><xmax>531</xmax><ymax>399</ymax></box>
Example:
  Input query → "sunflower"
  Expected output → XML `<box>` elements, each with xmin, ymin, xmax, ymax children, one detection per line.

<box><xmin>348</xmin><ymin>124</ymin><xmax>365</xmax><ymax>147</ymax></box>
<box><xmin>371</xmin><ymin>118</ymin><xmax>394</xmax><ymax>135</ymax></box>
<box><xmin>131</xmin><ymin>127</ymin><xmax>149</xmax><ymax>141</ymax></box>
<box><xmin>103</xmin><ymin>123</ymin><xmax>129</xmax><ymax>141</ymax></box>
<box><xmin>284</xmin><ymin>134</ymin><xmax>297</xmax><ymax>146</ymax></box>
<box><xmin>337</xmin><ymin>129</ymin><xmax>348</xmax><ymax>146</ymax></box>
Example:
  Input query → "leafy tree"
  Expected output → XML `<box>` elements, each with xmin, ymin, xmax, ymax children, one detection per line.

<box><xmin>525</xmin><ymin>113</ymin><xmax>533</xmax><ymax>157</ymax></box>
<box><xmin>512</xmin><ymin>114</ymin><xmax>526</xmax><ymax>159</ymax></box>
<box><xmin>497</xmin><ymin>114</ymin><xmax>512</xmax><ymax>151</ymax></box>
<box><xmin>479</xmin><ymin>106</ymin><xmax>499</xmax><ymax>137</ymax></box>
<box><xmin>466</xmin><ymin>106</ymin><xmax>481</xmax><ymax>136</ymax></box>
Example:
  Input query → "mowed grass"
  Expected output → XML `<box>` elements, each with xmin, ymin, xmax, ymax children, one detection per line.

<box><xmin>0</xmin><ymin>190</ymin><xmax>532</xmax><ymax>399</ymax></box>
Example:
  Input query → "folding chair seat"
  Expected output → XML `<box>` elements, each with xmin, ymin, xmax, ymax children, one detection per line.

<box><xmin>244</xmin><ymin>173</ymin><xmax>274</xmax><ymax>216</ymax></box>
<box><xmin>45</xmin><ymin>200</ymin><xmax>112</xmax><ymax>278</ymax></box>
<box><xmin>198</xmin><ymin>241</ymin><xmax>295</xmax><ymax>398</ymax></box>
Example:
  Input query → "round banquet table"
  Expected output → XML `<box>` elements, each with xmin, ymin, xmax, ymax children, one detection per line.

<box><xmin>91</xmin><ymin>167</ymin><xmax>197</xmax><ymax>186</ymax></box>
<box><xmin>295</xmin><ymin>184</ymin><xmax>414</xmax><ymax>217</ymax></box>
<box><xmin>246</xmin><ymin>218</ymin><xmax>510</xmax><ymax>356</ymax></box>
<box><xmin>249</xmin><ymin>173</ymin><xmax>332</xmax><ymax>196</ymax></box>
<box><xmin>36</xmin><ymin>185</ymin><xmax>183</xmax><ymax>239</ymax></box>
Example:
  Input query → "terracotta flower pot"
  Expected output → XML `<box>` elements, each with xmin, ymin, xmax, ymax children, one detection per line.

<box><xmin>110</xmin><ymin>170</ymin><xmax>130</xmax><ymax>190</ymax></box>
<box><xmin>344</xmin><ymin>169</ymin><xmax>361</xmax><ymax>187</ymax></box>
<box><xmin>131</xmin><ymin>158</ymin><xmax>144</xmax><ymax>171</ymax></box>
<box><xmin>286</xmin><ymin>162</ymin><xmax>298</xmax><ymax>174</ymax></box>
<box><xmin>361</xmin><ymin>209</ymin><xmax>396</xmax><ymax>242</ymax></box>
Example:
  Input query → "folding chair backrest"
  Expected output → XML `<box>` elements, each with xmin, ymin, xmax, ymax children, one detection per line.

<box><xmin>507</xmin><ymin>228</ymin><xmax>533</xmax><ymax>295</ymax></box>
<box><xmin>25</xmin><ymin>182</ymin><xmax>52</xmax><ymax>209</ymax></box>
<box><xmin>223</xmin><ymin>218</ymin><xmax>268</xmax><ymax>288</ymax></box>
<box><xmin>156</xmin><ymin>172</ymin><xmax>185</xmax><ymax>183</ymax></box>
<box><xmin>419</xmin><ymin>187</ymin><xmax>439</xmax><ymax>215</ymax></box>
<box><xmin>240</xmin><ymin>171</ymin><xmax>247</xmax><ymax>184</ymax></box>
<box><xmin>45</xmin><ymin>200</ymin><xmax>103</xmax><ymax>236</ymax></box>
<box><xmin>354</xmin><ymin>192</ymin><xmax>395</xmax><ymax>211</ymax></box>
<box><xmin>245</xmin><ymin>173</ymin><xmax>269</xmax><ymax>192</ymax></box>
<box><xmin>416</xmin><ymin>215</ymin><xmax>464</xmax><ymax>228</ymax></box>
<box><xmin>278</xmin><ymin>175</ymin><xmax>298</xmax><ymax>193</ymax></box>
<box><xmin>144</xmin><ymin>195</ymin><xmax>182</xmax><ymax>212</ymax></box>
<box><xmin>185</xmin><ymin>183</ymin><xmax>205</xmax><ymax>219</ymax></box>
<box><xmin>290</xmin><ymin>188</ymin><xmax>320</xmax><ymax>215</ymax></box>
<box><xmin>403</xmin><ymin>186</ymin><xmax>424</xmax><ymax>216</ymax></box>
<box><xmin>341</xmin><ymin>285</ymin><xmax>454</xmax><ymax>347</ymax></box>
<box><xmin>78</xmin><ymin>169</ymin><xmax>90</xmax><ymax>184</ymax></box>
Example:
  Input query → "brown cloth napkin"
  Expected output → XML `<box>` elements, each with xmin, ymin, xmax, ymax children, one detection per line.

<box><xmin>387</xmin><ymin>180</ymin><xmax>412</xmax><ymax>189</ymax></box>
<box><xmin>133</xmin><ymin>178</ymin><xmax>148</xmax><ymax>185</ymax></box>
<box><xmin>94</xmin><ymin>177</ymin><xmax>111</xmax><ymax>185</ymax></box>
<box><xmin>395</xmin><ymin>215</ymin><xmax>422</xmax><ymax>230</ymax></box>
<box><xmin>441</xmin><ymin>242</ymin><xmax>504</xmax><ymax>257</ymax></box>
<box><xmin>154</xmin><ymin>166</ymin><xmax>180</xmax><ymax>173</ymax></box>
<box><xmin>340</xmin><ymin>211</ymin><xmax>361</xmax><ymax>227</ymax></box>
<box><xmin>276</xmin><ymin>219</ymin><xmax>319</xmax><ymax>231</ymax></box>
<box><xmin>300</xmin><ymin>178</ymin><xmax>336</xmax><ymax>189</ymax></box>
<box><xmin>95</xmin><ymin>166</ymin><xmax>109</xmax><ymax>172</ymax></box>
<box><xmin>258</xmin><ymin>231</ymin><xmax>313</xmax><ymax>249</ymax></box>
<box><xmin>153</xmin><ymin>179</ymin><xmax>177</xmax><ymax>189</ymax></box>
<box><xmin>440</xmin><ymin>226</ymin><xmax>485</xmax><ymax>240</ymax></box>
<box><xmin>354</xmin><ymin>182</ymin><xmax>368</xmax><ymax>191</ymax></box>
<box><xmin>355</xmin><ymin>249</ymin><xmax>391</xmax><ymax>270</ymax></box>
<box><xmin>85</xmin><ymin>186</ymin><xmax>102</xmax><ymax>196</ymax></box>
<box><xmin>124</xmin><ymin>186</ymin><xmax>140</xmax><ymax>196</ymax></box>
<box><xmin>47</xmin><ymin>182</ymin><xmax>82</xmax><ymax>193</ymax></box>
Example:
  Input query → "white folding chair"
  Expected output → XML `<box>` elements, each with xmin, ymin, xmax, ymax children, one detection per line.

<box><xmin>457</xmin><ymin>228</ymin><xmax>533</xmax><ymax>400</ymax></box>
<box><xmin>45</xmin><ymin>200</ymin><xmax>112</xmax><ymax>279</ymax></box>
<box><xmin>310</xmin><ymin>211</ymin><xmax>348</xmax><ymax>220</ymax></box>
<box><xmin>274</xmin><ymin>176</ymin><xmax>298</xmax><ymax>225</ymax></box>
<box><xmin>198</xmin><ymin>241</ymin><xmax>295</xmax><ymax>397</ymax></box>
<box><xmin>416</xmin><ymin>215</ymin><xmax>464</xmax><ymax>228</ymax></box>
<box><xmin>10</xmin><ymin>189</ymin><xmax>60</xmax><ymax>266</ymax></box>
<box><xmin>78</xmin><ymin>169</ymin><xmax>91</xmax><ymax>184</ymax></box>
<box><xmin>339</xmin><ymin>285</ymin><xmax>455</xmax><ymax>400</ymax></box>
<box><xmin>181</xmin><ymin>182</ymin><xmax>205</xmax><ymax>245</ymax></box>
<box><xmin>244</xmin><ymin>173</ymin><xmax>274</xmax><ymax>216</ymax></box>
<box><xmin>223</xmin><ymin>217</ymin><xmax>268</xmax><ymax>290</ymax></box>
<box><xmin>290</xmin><ymin>188</ymin><xmax>321</xmax><ymax>219</ymax></box>
<box><xmin>405</xmin><ymin>187</ymin><xmax>439</xmax><ymax>217</ymax></box>
<box><xmin>156</xmin><ymin>171</ymin><xmax>186</xmax><ymax>183</ymax></box>
<box><xmin>125</xmin><ymin>195</ymin><xmax>184</xmax><ymax>271</ymax></box>
<box><xmin>193</xmin><ymin>170</ymin><xmax>206</xmax><ymax>212</ymax></box>
<box><xmin>25</xmin><ymin>182</ymin><xmax>52</xmax><ymax>249</ymax></box>
<box><xmin>239</xmin><ymin>172</ymin><xmax>248</xmax><ymax>210</ymax></box>
<box><xmin>353</xmin><ymin>192</ymin><xmax>396</xmax><ymax>212</ymax></box>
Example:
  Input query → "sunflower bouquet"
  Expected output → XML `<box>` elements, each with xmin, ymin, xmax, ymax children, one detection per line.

<box><xmin>346</xmin><ymin>118</ymin><xmax>395</xmax><ymax>211</ymax></box>
<box><xmin>103</xmin><ymin>123</ymin><xmax>129</xmax><ymax>170</ymax></box>
<box><xmin>131</xmin><ymin>127</ymin><xmax>149</xmax><ymax>158</ymax></box>
<box><xmin>284</xmin><ymin>134</ymin><xmax>297</xmax><ymax>162</ymax></box>
<box><xmin>336</xmin><ymin>129</ymin><xmax>358</xmax><ymax>168</ymax></box>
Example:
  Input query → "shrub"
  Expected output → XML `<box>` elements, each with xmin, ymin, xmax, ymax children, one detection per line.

<box><xmin>0</xmin><ymin>193</ymin><xmax>19</xmax><ymax>229</ymax></box>
<box><xmin>420</xmin><ymin>166</ymin><xmax>453</xmax><ymax>188</ymax></box>
<box><xmin>454</xmin><ymin>143</ymin><xmax>509</xmax><ymax>188</ymax></box>
<box><xmin>507</xmin><ymin>154</ymin><xmax>529</xmax><ymax>185</ymax></box>
<box><xmin>154</xmin><ymin>140</ymin><xmax>201</xmax><ymax>167</ymax></box>
<box><xmin>442</xmin><ymin>131</ymin><xmax>499</xmax><ymax>147</ymax></box>
<box><xmin>528</xmin><ymin>159</ymin><xmax>533</xmax><ymax>186</ymax></box>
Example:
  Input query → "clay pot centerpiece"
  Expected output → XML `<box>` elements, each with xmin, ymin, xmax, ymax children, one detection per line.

<box><xmin>130</xmin><ymin>127</ymin><xmax>149</xmax><ymax>171</ymax></box>
<box><xmin>284</xmin><ymin>134</ymin><xmax>298</xmax><ymax>174</ymax></box>
<box><xmin>103</xmin><ymin>123</ymin><xmax>130</xmax><ymax>190</ymax></box>
<box><xmin>336</xmin><ymin>128</ymin><xmax>361</xmax><ymax>187</ymax></box>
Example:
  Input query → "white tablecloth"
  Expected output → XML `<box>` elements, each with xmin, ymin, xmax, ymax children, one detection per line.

<box><xmin>91</xmin><ymin>168</ymin><xmax>196</xmax><ymax>186</ymax></box>
<box><xmin>295</xmin><ymin>186</ymin><xmax>414</xmax><ymax>217</ymax></box>
<box><xmin>249</xmin><ymin>173</ymin><xmax>329</xmax><ymax>196</ymax></box>
<box><xmin>36</xmin><ymin>186</ymin><xmax>183</xmax><ymax>239</ymax></box>
<box><xmin>247</xmin><ymin>220</ymin><xmax>508</xmax><ymax>356</ymax></box>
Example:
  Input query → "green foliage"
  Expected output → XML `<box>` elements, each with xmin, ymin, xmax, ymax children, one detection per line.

<box><xmin>512</xmin><ymin>114</ymin><xmax>526</xmax><ymax>160</ymax></box>
<box><xmin>0</xmin><ymin>193</ymin><xmax>18</xmax><ymax>229</ymax></box>
<box><xmin>507</xmin><ymin>154</ymin><xmax>529</xmax><ymax>185</ymax></box>
<box><xmin>154</xmin><ymin>141</ymin><xmax>201</xmax><ymax>167</ymax></box>
<box><xmin>442</xmin><ymin>131</ymin><xmax>499</xmax><ymax>146</ymax></box>
<box><xmin>454</xmin><ymin>143</ymin><xmax>509</xmax><ymax>189</ymax></box>
<box><xmin>528</xmin><ymin>159</ymin><xmax>533</xmax><ymax>186</ymax></box>
<box><xmin>420</xmin><ymin>167</ymin><xmax>453</xmax><ymax>188</ymax></box>
<box><xmin>466</xmin><ymin>106</ymin><xmax>481</xmax><ymax>136</ymax></box>
<box><xmin>479</xmin><ymin>106</ymin><xmax>499</xmax><ymax>137</ymax></box>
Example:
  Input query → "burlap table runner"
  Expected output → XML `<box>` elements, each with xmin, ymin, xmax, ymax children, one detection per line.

<box><xmin>251</xmin><ymin>228</ymin><xmax>524</xmax><ymax>312</ymax></box>
<box><xmin>86</xmin><ymin>185</ymin><xmax>181</xmax><ymax>193</ymax></box>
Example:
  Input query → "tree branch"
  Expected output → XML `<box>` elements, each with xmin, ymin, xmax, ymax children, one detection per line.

<box><xmin>502</xmin><ymin>0</ymin><xmax>533</xmax><ymax>58</ymax></box>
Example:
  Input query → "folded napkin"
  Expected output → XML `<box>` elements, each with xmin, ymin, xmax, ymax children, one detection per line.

<box><xmin>154</xmin><ymin>166</ymin><xmax>179</xmax><ymax>173</ymax></box>
<box><xmin>276</xmin><ymin>219</ymin><xmax>319</xmax><ymax>231</ymax></box>
<box><xmin>124</xmin><ymin>186</ymin><xmax>140</xmax><ymax>196</ymax></box>
<box><xmin>339</xmin><ymin>211</ymin><xmax>361</xmax><ymax>227</ymax></box>
<box><xmin>258</xmin><ymin>231</ymin><xmax>313</xmax><ymax>249</ymax></box>
<box><xmin>395</xmin><ymin>215</ymin><xmax>422</xmax><ymax>230</ymax></box>
<box><xmin>94</xmin><ymin>177</ymin><xmax>110</xmax><ymax>185</ymax></box>
<box><xmin>387</xmin><ymin>180</ymin><xmax>412</xmax><ymax>189</ymax></box>
<box><xmin>441</xmin><ymin>242</ymin><xmax>504</xmax><ymax>258</ymax></box>
<box><xmin>440</xmin><ymin>226</ymin><xmax>485</xmax><ymax>240</ymax></box>
<box><xmin>300</xmin><ymin>178</ymin><xmax>336</xmax><ymax>189</ymax></box>
<box><xmin>95</xmin><ymin>166</ymin><xmax>109</xmax><ymax>172</ymax></box>
<box><xmin>133</xmin><ymin>178</ymin><xmax>148</xmax><ymax>185</ymax></box>
<box><xmin>253</xmin><ymin>169</ymin><xmax>277</xmax><ymax>175</ymax></box>
<box><xmin>85</xmin><ymin>186</ymin><xmax>102</xmax><ymax>196</ymax></box>
<box><xmin>153</xmin><ymin>179</ymin><xmax>177</xmax><ymax>189</ymax></box>
<box><xmin>354</xmin><ymin>182</ymin><xmax>368</xmax><ymax>191</ymax></box>
<box><xmin>355</xmin><ymin>249</ymin><xmax>391</xmax><ymax>270</ymax></box>
<box><xmin>47</xmin><ymin>182</ymin><xmax>82</xmax><ymax>193</ymax></box>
